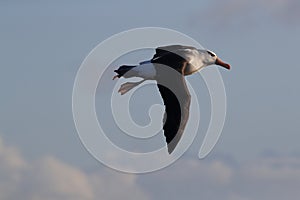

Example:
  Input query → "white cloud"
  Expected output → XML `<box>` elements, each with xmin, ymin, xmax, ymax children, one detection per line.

<box><xmin>19</xmin><ymin>157</ymin><xmax>95</xmax><ymax>200</ymax></box>
<box><xmin>2</xmin><ymin>135</ymin><xmax>300</xmax><ymax>200</ymax></box>
<box><xmin>0</xmin><ymin>136</ymin><xmax>149</xmax><ymax>200</ymax></box>
<box><xmin>138</xmin><ymin>155</ymin><xmax>300</xmax><ymax>200</ymax></box>
<box><xmin>90</xmin><ymin>170</ymin><xmax>148</xmax><ymax>200</ymax></box>
<box><xmin>0</xmin><ymin>137</ymin><xmax>28</xmax><ymax>200</ymax></box>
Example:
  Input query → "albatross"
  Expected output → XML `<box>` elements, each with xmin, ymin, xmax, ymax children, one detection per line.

<box><xmin>113</xmin><ymin>45</ymin><xmax>230</xmax><ymax>154</ymax></box>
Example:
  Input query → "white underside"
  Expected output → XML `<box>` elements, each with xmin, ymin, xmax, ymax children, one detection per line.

<box><xmin>132</xmin><ymin>62</ymin><xmax>156</xmax><ymax>79</ymax></box>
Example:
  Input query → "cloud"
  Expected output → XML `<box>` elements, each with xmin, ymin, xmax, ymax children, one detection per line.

<box><xmin>2</xmin><ymin>135</ymin><xmax>300</xmax><ymax>200</ymax></box>
<box><xmin>0</xmin><ymin>136</ymin><xmax>149</xmax><ymax>200</ymax></box>
<box><xmin>0</xmin><ymin>137</ymin><xmax>28</xmax><ymax>200</ymax></box>
<box><xmin>20</xmin><ymin>157</ymin><xmax>95</xmax><ymax>200</ymax></box>
<box><xmin>138</xmin><ymin>155</ymin><xmax>300</xmax><ymax>200</ymax></box>
<box><xmin>235</xmin><ymin>156</ymin><xmax>300</xmax><ymax>199</ymax></box>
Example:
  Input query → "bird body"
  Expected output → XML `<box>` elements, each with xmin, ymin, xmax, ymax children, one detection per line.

<box><xmin>130</xmin><ymin>62</ymin><xmax>157</xmax><ymax>79</ymax></box>
<box><xmin>113</xmin><ymin>45</ymin><xmax>230</xmax><ymax>153</ymax></box>
<box><xmin>152</xmin><ymin>45</ymin><xmax>207</xmax><ymax>75</ymax></box>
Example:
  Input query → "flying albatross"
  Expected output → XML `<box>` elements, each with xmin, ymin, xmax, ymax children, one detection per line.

<box><xmin>113</xmin><ymin>45</ymin><xmax>230</xmax><ymax>154</ymax></box>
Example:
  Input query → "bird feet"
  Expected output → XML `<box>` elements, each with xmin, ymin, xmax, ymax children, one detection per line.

<box><xmin>112</xmin><ymin>75</ymin><xmax>119</xmax><ymax>80</ymax></box>
<box><xmin>118</xmin><ymin>80</ymin><xmax>145</xmax><ymax>95</ymax></box>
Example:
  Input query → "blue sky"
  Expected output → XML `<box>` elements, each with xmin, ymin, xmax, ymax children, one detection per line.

<box><xmin>1</xmin><ymin>0</ymin><xmax>300</xmax><ymax>199</ymax></box>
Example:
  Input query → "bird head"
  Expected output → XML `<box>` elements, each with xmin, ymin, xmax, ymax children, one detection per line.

<box><xmin>204</xmin><ymin>50</ymin><xmax>231</xmax><ymax>70</ymax></box>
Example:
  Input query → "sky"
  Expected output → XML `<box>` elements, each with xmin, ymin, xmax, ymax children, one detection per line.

<box><xmin>0</xmin><ymin>0</ymin><xmax>300</xmax><ymax>199</ymax></box>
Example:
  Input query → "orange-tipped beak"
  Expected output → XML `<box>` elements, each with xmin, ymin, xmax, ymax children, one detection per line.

<box><xmin>215</xmin><ymin>58</ymin><xmax>230</xmax><ymax>70</ymax></box>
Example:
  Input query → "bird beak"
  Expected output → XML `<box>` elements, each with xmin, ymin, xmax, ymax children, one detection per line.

<box><xmin>215</xmin><ymin>58</ymin><xmax>230</xmax><ymax>70</ymax></box>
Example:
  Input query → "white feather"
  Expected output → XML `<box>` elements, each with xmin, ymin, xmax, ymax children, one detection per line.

<box><xmin>132</xmin><ymin>62</ymin><xmax>156</xmax><ymax>79</ymax></box>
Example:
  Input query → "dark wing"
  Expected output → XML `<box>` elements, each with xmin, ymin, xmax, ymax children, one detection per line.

<box><xmin>152</xmin><ymin>45</ymin><xmax>196</xmax><ymax>60</ymax></box>
<box><xmin>152</xmin><ymin>45</ymin><xmax>197</xmax><ymax>76</ymax></box>
<box><xmin>151</xmin><ymin>47</ymin><xmax>189</xmax><ymax>73</ymax></box>
<box><xmin>155</xmin><ymin>62</ymin><xmax>191</xmax><ymax>153</ymax></box>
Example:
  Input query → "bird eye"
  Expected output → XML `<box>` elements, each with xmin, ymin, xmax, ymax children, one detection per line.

<box><xmin>207</xmin><ymin>50</ymin><xmax>216</xmax><ymax>57</ymax></box>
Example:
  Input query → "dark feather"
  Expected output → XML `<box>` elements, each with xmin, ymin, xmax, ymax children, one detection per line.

<box><xmin>155</xmin><ymin>62</ymin><xmax>191</xmax><ymax>153</ymax></box>
<box><xmin>114</xmin><ymin>65</ymin><xmax>136</xmax><ymax>78</ymax></box>
<box><xmin>151</xmin><ymin>45</ymin><xmax>196</xmax><ymax>75</ymax></box>
<box><xmin>152</xmin><ymin>45</ymin><xmax>196</xmax><ymax>60</ymax></box>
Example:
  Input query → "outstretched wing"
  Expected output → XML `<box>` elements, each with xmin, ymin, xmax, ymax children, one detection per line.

<box><xmin>155</xmin><ymin>63</ymin><xmax>191</xmax><ymax>153</ymax></box>
<box><xmin>151</xmin><ymin>45</ymin><xmax>198</xmax><ymax>75</ymax></box>
<box><xmin>152</xmin><ymin>45</ymin><xmax>196</xmax><ymax>60</ymax></box>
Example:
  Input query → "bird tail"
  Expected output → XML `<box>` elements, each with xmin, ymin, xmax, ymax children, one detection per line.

<box><xmin>118</xmin><ymin>80</ymin><xmax>145</xmax><ymax>95</ymax></box>
<box><xmin>113</xmin><ymin>65</ymin><xmax>137</xmax><ymax>79</ymax></box>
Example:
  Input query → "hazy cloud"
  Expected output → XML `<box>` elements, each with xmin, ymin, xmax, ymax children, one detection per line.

<box><xmin>138</xmin><ymin>155</ymin><xmax>300</xmax><ymax>200</ymax></box>
<box><xmin>2</xmin><ymin>135</ymin><xmax>300</xmax><ymax>200</ymax></box>
<box><xmin>0</xmin><ymin>136</ymin><xmax>149</xmax><ymax>200</ymax></box>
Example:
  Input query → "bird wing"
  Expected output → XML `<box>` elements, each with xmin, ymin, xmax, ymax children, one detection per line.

<box><xmin>153</xmin><ymin>45</ymin><xmax>196</xmax><ymax>60</ymax></box>
<box><xmin>155</xmin><ymin>62</ymin><xmax>191</xmax><ymax>153</ymax></box>
<box><xmin>152</xmin><ymin>45</ymin><xmax>199</xmax><ymax>75</ymax></box>
<box><xmin>151</xmin><ymin>46</ymin><xmax>190</xmax><ymax>74</ymax></box>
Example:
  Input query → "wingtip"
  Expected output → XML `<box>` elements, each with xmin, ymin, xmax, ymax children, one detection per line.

<box><xmin>167</xmin><ymin>144</ymin><xmax>175</xmax><ymax>154</ymax></box>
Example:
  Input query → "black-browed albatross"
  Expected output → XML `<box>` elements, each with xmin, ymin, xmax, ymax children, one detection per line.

<box><xmin>113</xmin><ymin>45</ymin><xmax>230</xmax><ymax>154</ymax></box>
